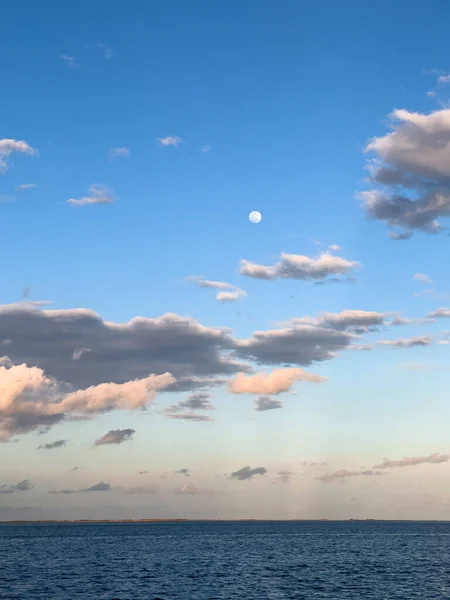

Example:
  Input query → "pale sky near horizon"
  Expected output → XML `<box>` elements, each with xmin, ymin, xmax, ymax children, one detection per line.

<box><xmin>3</xmin><ymin>0</ymin><xmax>450</xmax><ymax>520</ymax></box>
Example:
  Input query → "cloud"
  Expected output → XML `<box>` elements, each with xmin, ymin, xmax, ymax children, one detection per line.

<box><xmin>61</xmin><ymin>54</ymin><xmax>79</xmax><ymax>68</ymax></box>
<box><xmin>72</xmin><ymin>348</ymin><xmax>91</xmax><ymax>361</ymax></box>
<box><xmin>108</xmin><ymin>147</ymin><xmax>129</xmax><ymax>161</ymax></box>
<box><xmin>437</xmin><ymin>74</ymin><xmax>450</xmax><ymax>83</ymax></box>
<box><xmin>240</xmin><ymin>252</ymin><xmax>359</xmax><ymax>282</ymax></box>
<box><xmin>187</xmin><ymin>277</ymin><xmax>247</xmax><ymax>302</ymax></box>
<box><xmin>168</xmin><ymin>392</ymin><xmax>214</xmax><ymax>413</ymax></box>
<box><xmin>254</xmin><ymin>396</ymin><xmax>283</xmax><ymax>411</ymax></box>
<box><xmin>67</xmin><ymin>184</ymin><xmax>115</xmax><ymax>206</ymax></box>
<box><xmin>157</xmin><ymin>136</ymin><xmax>183</xmax><ymax>147</ymax></box>
<box><xmin>37</xmin><ymin>439</ymin><xmax>67</xmax><ymax>450</ymax></box>
<box><xmin>376</xmin><ymin>336</ymin><xmax>432</xmax><ymax>349</ymax></box>
<box><xmin>94</xmin><ymin>429</ymin><xmax>135</xmax><ymax>446</ymax></box>
<box><xmin>201</xmin><ymin>145</ymin><xmax>211</xmax><ymax>153</ymax></box>
<box><xmin>427</xmin><ymin>307</ymin><xmax>450</xmax><ymax>319</ymax></box>
<box><xmin>97</xmin><ymin>43</ymin><xmax>112</xmax><ymax>59</ymax></box>
<box><xmin>373</xmin><ymin>453</ymin><xmax>450</xmax><ymax>469</ymax></box>
<box><xmin>236</xmin><ymin>323</ymin><xmax>354</xmax><ymax>367</ymax></box>
<box><xmin>124</xmin><ymin>484</ymin><xmax>159</xmax><ymax>495</ymax></box>
<box><xmin>70</xmin><ymin>466</ymin><xmax>79</xmax><ymax>472</ymax></box>
<box><xmin>50</xmin><ymin>481</ymin><xmax>112</xmax><ymax>494</ymax></box>
<box><xmin>318</xmin><ymin>469</ymin><xmax>384</xmax><ymax>483</ymax></box>
<box><xmin>165</xmin><ymin>413</ymin><xmax>214</xmax><ymax>422</ymax></box>
<box><xmin>0</xmin><ymin>304</ymin><xmax>240</xmax><ymax>392</ymax></box>
<box><xmin>273</xmin><ymin>470</ymin><xmax>295</xmax><ymax>483</ymax></box>
<box><xmin>231</xmin><ymin>466</ymin><xmax>267</xmax><ymax>481</ymax></box>
<box><xmin>361</xmin><ymin>108</ymin><xmax>450</xmax><ymax>237</ymax></box>
<box><xmin>16</xmin><ymin>183</ymin><xmax>37</xmax><ymax>192</ymax></box>
<box><xmin>0</xmin><ymin>358</ymin><xmax>174</xmax><ymax>441</ymax></box>
<box><xmin>175</xmin><ymin>468</ymin><xmax>190</xmax><ymax>476</ymax></box>
<box><xmin>0</xmin><ymin>479</ymin><xmax>34</xmax><ymax>494</ymax></box>
<box><xmin>228</xmin><ymin>367</ymin><xmax>326</xmax><ymax>395</ymax></box>
<box><xmin>414</xmin><ymin>273</ymin><xmax>433</xmax><ymax>284</ymax></box>
<box><xmin>174</xmin><ymin>483</ymin><xmax>213</xmax><ymax>495</ymax></box>
<box><xmin>0</xmin><ymin>139</ymin><xmax>38</xmax><ymax>174</ymax></box>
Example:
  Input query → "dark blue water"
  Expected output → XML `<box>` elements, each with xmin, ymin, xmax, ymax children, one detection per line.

<box><xmin>1</xmin><ymin>520</ymin><xmax>450</xmax><ymax>599</ymax></box>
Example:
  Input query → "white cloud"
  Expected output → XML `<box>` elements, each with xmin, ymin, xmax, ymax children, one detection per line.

<box><xmin>201</xmin><ymin>145</ymin><xmax>211</xmax><ymax>153</ymax></box>
<box><xmin>61</xmin><ymin>55</ymin><xmax>79</xmax><ymax>69</ymax></box>
<box><xmin>16</xmin><ymin>183</ymin><xmax>37</xmax><ymax>192</ymax></box>
<box><xmin>414</xmin><ymin>273</ymin><xmax>433</xmax><ymax>284</ymax></box>
<box><xmin>157</xmin><ymin>136</ymin><xmax>183</xmax><ymax>147</ymax></box>
<box><xmin>0</xmin><ymin>139</ymin><xmax>38</xmax><ymax>174</ymax></box>
<box><xmin>108</xmin><ymin>147</ymin><xmax>130</xmax><ymax>161</ymax></box>
<box><xmin>240</xmin><ymin>252</ymin><xmax>359</xmax><ymax>281</ymax></box>
<box><xmin>437</xmin><ymin>74</ymin><xmax>450</xmax><ymax>84</ymax></box>
<box><xmin>67</xmin><ymin>184</ymin><xmax>115</xmax><ymax>206</ymax></box>
<box><xmin>187</xmin><ymin>277</ymin><xmax>247</xmax><ymax>302</ymax></box>
<box><xmin>97</xmin><ymin>43</ymin><xmax>113</xmax><ymax>59</ymax></box>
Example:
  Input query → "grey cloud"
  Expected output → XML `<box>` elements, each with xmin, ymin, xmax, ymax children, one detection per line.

<box><xmin>70</xmin><ymin>466</ymin><xmax>79</xmax><ymax>472</ymax></box>
<box><xmin>301</xmin><ymin>461</ymin><xmax>328</xmax><ymax>467</ymax></box>
<box><xmin>374</xmin><ymin>453</ymin><xmax>450</xmax><ymax>469</ymax></box>
<box><xmin>318</xmin><ymin>469</ymin><xmax>384</xmax><ymax>483</ymax></box>
<box><xmin>0</xmin><ymin>304</ymin><xmax>241</xmax><ymax>390</ymax></box>
<box><xmin>240</xmin><ymin>252</ymin><xmax>359</xmax><ymax>282</ymax></box>
<box><xmin>94</xmin><ymin>429</ymin><xmax>135</xmax><ymax>446</ymax></box>
<box><xmin>187</xmin><ymin>277</ymin><xmax>246</xmax><ymax>302</ymax></box>
<box><xmin>361</xmin><ymin>108</ymin><xmax>450</xmax><ymax>237</ymax></box>
<box><xmin>389</xmin><ymin>231</ymin><xmax>414</xmax><ymax>241</ymax></box>
<box><xmin>315</xmin><ymin>277</ymin><xmax>356</xmax><ymax>286</ymax></box>
<box><xmin>124</xmin><ymin>484</ymin><xmax>159</xmax><ymax>495</ymax></box>
<box><xmin>167</xmin><ymin>392</ymin><xmax>214</xmax><ymax>414</ymax></box>
<box><xmin>138</xmin><ymin>470</ymin><xmax>149</xmax><ymax>475</ymax></box>
<box><xmin>165</xmin><ymin>413</ymin><xmax>214</xmax><ymax>422</ymax></box>
<box><xmin>273</xmin><ymin>470</ymin><xmax>295</xmax><ymax>483</ymax></box>
<box><xmin>50</xmin><ymin>481</ymin><xmax>112</xmax><ymax>495</ymax></box>
<box><xmin>376</xmin><ymin>336</ymin><xmax>432</xmax><ymax>349</ymax></box>
<box><xmin>0</xmin><ymin>479</ymin><xmax>34</xmax><ymax>494</ymax></box>
<box><xmin>175</xmin><ymin>468</ymin><xmax>190</xmax><ymax>476</ymax></box>
<box><xmin>255</xmin><ymin>396</ymin><xmax>283</xmax><ymax>411</ymax></box>
<box><xmin>37</xmin><ymin>439</ymin><xmax>67</xmax><ymax>450</ymax></box>
<box><xmin>231</xmin><ymin>466</ymin><xmax>267</xmax><ymax>481</ymax></box>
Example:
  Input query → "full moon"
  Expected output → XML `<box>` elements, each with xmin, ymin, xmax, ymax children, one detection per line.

<box><xmin>249</xmin><ymin>211</ymin><xmax>262</xmax><ymax>224</ymax></box>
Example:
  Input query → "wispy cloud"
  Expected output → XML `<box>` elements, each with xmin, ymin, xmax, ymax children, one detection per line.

<box><xmin>37</xmin><ymin>439</ymin><xmax>67</xmax><ymax>450</ymax></box>
<box><xmin>174</xmin><ymin>483</ymin><xmax>213</xmax><ymax>495</ymax></box>
<box><xmin>318</xmin><ymin>469</ymin><xmax>383</xmax><ymax>483</ymax></box>
<box><xmin>175</xmin><ymin>468</ymin><xmax>190</xmax><ymax>476</ymax></box>
<box><xmin>108</xmin><ymin>147</ymin><xmax>130</xmax><ymax>161</ymax></box>
<box><xmin>414</xmin><ymin>273</ymin><xmax>433</xmax><ymax>284</ymax></box>
<box><xmin>201</xmin><ymin>145</ymin><xmax>211</xmax><ymax>153</ymax></box>
<box><xmin>16</xmin><ymin>183</ymin><xmax>37</xmax><ymax>192</ymax></box>
<box><xmin>187</xmin><ymin>276</ymin><xmax>247</xmax><ymax>302</ymax></box>
<box><xmin>67</xmin><ymin>184</ymin><xmax>115</xmax><ymax>206</ymax></box>
<box><xmin>97</xmin><ymin>43</ymin><xmax>113</xmax><ymax>59</ymax></box>
<box><xmin>157</xmin><ymin>136</ymin><xmax>183</xmax><ymax>147</ymax></box>
<box><xmin>94</xmin><ymin>429</ymin><xmax>135</xmax><ymax>446</ymax></box>
<box><xmin>273</xmin><ymin>470</ymin><xmax>295</xmax><ymax>483</ymax></box>
<box><xmin>373</xmin><ymin>453</ymin><xmax>450</xmax><ymax>469</ymax></box>
<box><xmin>61</xmin><ymin>54</ymin><xmax>79</xmax><ymax>69</ymax></box>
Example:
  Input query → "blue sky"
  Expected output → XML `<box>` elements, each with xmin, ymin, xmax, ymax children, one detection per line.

<box><xmin>3</xmin><ymin>0</ymin><xmax>450</xmax><ymax>520</ymax></box>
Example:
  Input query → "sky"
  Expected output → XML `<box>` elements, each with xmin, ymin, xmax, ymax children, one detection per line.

<box><xmin>3</xmin><ymin>0</ymin><xmax>450</xmax><ymax>520</ymax></box>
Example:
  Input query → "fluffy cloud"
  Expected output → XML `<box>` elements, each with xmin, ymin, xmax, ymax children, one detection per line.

<box><xmin>37</xmin><ymin>439</ymin><xmax>67</xmax><ymax>450</ymax></box>
<box><xmin>94</xmin><ymin>429</ymin><xmax>135</xmax><ymax>446</ymax></box>
<box><xmin>0</xmin><ymin>304</ymin><xmax>240</xmax><ymax>391</ymax></box>
<box><xmin>67</xmin><ymin>184</ymin><xmax>115</xmax><ymax>206</ymax></box>
<box><xmin>157</xmin><ymin>136</ymin><xmax>183</xmax><ymax>147</ymax></box>
<box><xmin>0</xmin><ymin>139</ymin><xmax>38</xmax><ymax>174</ymax></box>
<box><xmin>108</xmin><ymin>147</ymin><xmax>130</xmax><ymax>160</ymax></box>
<box><xmin>0</xmin><ymin>480</ymin><xmax>34</xmax><ymax>493</ymax></box>
<box><xmin>0</xmin><ymin>358</ymin><xmax>174</xmax><ymax>441</ymax></box>
<box><xmin>228</xmin><ymin>367</ymin><xmax>325</xmax><ymax>395</ymax></box>
<box><xmin>240</xmin><ymin>252</ymin><xmax>359</xmax><ymax>282</ymax></box>
<box><xmin>427</xmin><ymin>307</ymin><xmax>450</xmax><ymax>320</ymax></box>
<box><xmin>373</xmin><ymin>453</ymin><xmax>450</xmax><ymax>469</ymax></box>
<box><xmin>318</xmin><ymin>469</ymin><xmax>383</xmax><ymax>483</ymax></box>
<box><xmin>231</xmin><ymin>466</ymin><xmax>267</xmax><ymax>480</ymax></box>
<box><xmin>361</xmin><ymin>108</ymin><xmax>450</xmax><ymax>237</ymax></box>
<box><xmin>187</xmin><ymin>277</ymin><xmax>247</xmax><ymax>302</ymax></box>
<box><xmin>414</xmin><ymin>273</ymin><xmax>433</xmax><ymax>284</ymax></box>
<box><xmin>254</xmin><ymin>396</ymin><xmax>283</xmax><ymax>411</ymax></box>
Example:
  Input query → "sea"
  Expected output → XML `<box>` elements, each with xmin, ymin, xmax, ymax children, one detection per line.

<box><xmin>1</xmin><ymin>520</ymin><xmax>449</xmax><ymax>599</ymax></box>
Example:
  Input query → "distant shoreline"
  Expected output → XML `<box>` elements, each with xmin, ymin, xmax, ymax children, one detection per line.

<box><xmin>1</xmin><ymin>518</ymin><xmax>449</xmax><ymax>524</ymax></box>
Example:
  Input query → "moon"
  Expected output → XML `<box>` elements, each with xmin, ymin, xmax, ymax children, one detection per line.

<box><xmin>249</xmin><ymin>211</ymin><xmax>262</xmax><ymax>224</ymax></box>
